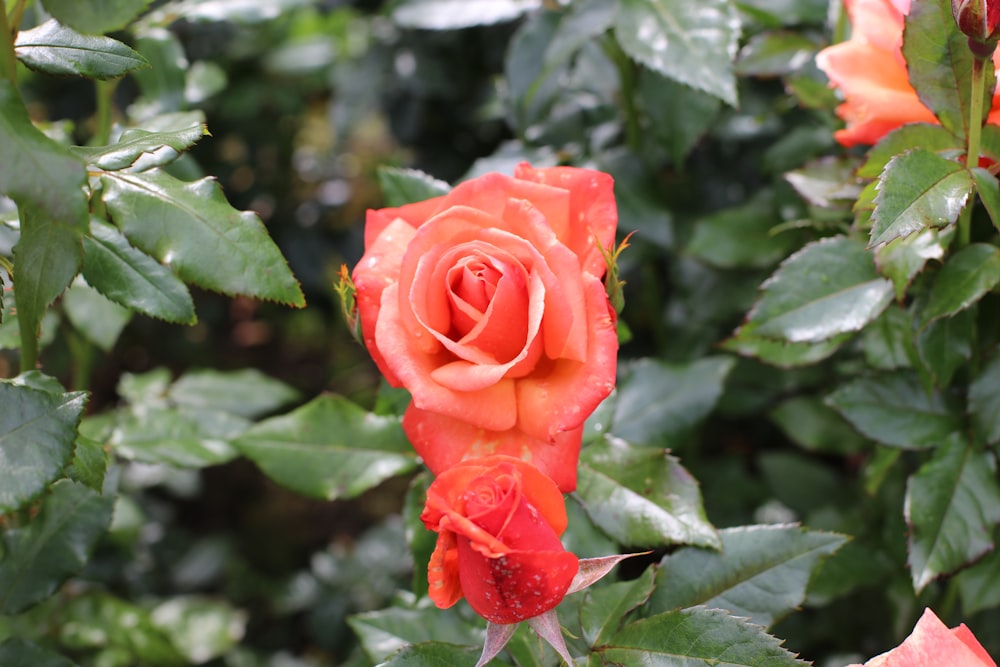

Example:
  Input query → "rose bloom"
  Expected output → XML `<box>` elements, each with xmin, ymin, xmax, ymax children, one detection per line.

<box><xmin>352</xmin><ymin>163</ymin><xmax>618</xmax><ymax>492</ymax></box>
<box><xmin>848</xmin><ymin>608</ymin><xmax>996</xmax><ymax>667</ymax></box>
<box><xmin>815</xmin><ymin>0</ymin><xmax>1000</xmax><ymax>147</ymax></box>
<box><xmin>420</xmin><ymin>455</ymin><xmax>579</xmax><ymax>624</ymax></box>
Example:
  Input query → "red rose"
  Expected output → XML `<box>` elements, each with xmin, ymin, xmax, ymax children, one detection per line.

<box><xmin>815</xmin><ymin>0</ymin><xmax>1000</xmax><ymax>146</ymax></box>
<box><xmin>352</xmin><ymin>163</ymin><xmax>618</xmax><ymax>492</ymax></box>
<box><xmin>420</xmin><ymin>455</ymin><xmax>579</xmax><ymax>624</ymax></box>
<box><xmin>847</xmin><ymin>608</ymin><xmax>995</xmax><ymax>667</ymax></box>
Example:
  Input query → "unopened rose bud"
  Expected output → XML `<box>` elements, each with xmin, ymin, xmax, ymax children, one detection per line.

<box><xmin>953</xmin><ymin>0</ymin><xmax>1000</xmax><ymax>59</ymax></box>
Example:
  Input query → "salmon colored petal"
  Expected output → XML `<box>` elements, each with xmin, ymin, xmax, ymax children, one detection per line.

<box><xmin>363</xmin><ymin>195</ymin><xmax>447</xmax><ymax>249</ymax></box>
<box><xmin>952</xmin><ymin>624</ymin><xmax>997</xmax><ymax>667</ymax></box>
<box><xmin>516</xmin><ymin>274</ymin><xmax>618</xmax><ymax>442</ymax></box>
<box><xmin>427</xmin><ymin>530</ymin><xmax>462</xmax><ymax>609</ymax></box>
<box><xmin>514</xmin><ymin>163</ymin><xmax>618</xmax><ymax>277</ymax></box>
<box><xmin>455</xmin><ymin>543</ymin><xmax>579</xmax><ymax>625</ymax></box>
<box><xmin>404</xmin><ymin>407</ymin><xmax>584</xmax><ymax>493</ymax></box>
<box><xmin>847</xmin><ymin>0</ymin><xmax>905</xmax><ymax>56</ymax></box>
<box><xmin>852</xmin><ymin>608</ymin><xmax>996</xmax><ymax>667</ymax></box>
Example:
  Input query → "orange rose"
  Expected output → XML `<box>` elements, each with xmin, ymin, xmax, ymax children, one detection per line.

<box><xmin>352</xmin><ymin>163</ymin><xmax>618</xmax><ymax>492</ymax></box>
<box><xmin>420</xmin><ymin>455</ymin><xmax>579</xmax><ymax>624</ymax></box>
<box><xmin>847</xmin><ymin>608</ymin><xmax>995</xmax><ymax>667</ymax></box>
<box><xmin>815</xmin><ymin>0</ymin><xmax>1000</xmax><ymax>146</ymax></box>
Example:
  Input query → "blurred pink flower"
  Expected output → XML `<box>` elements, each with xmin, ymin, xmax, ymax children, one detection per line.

<box><xmin>847</xmin><ymin>608</ymin><xmax>995</xmax><ymax>667</ymax></box>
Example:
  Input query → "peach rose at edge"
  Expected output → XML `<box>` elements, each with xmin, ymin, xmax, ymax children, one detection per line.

<box><xmin>846</xmin><ymin>608</ymin><xmax>996</xmax><ymax>667</ymax></box>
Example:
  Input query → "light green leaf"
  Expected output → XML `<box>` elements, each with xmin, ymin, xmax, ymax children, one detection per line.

<box><xmin>391</xmin><ymin>0</ymin><xmax>539</xmax><ymax>29</ymax></box>
<box><xmin>603</xmin><ymin>607</ymin><xmax>809</xmax><ymax>666</ymax></box>
<box><xmin>376</xmin><ymin>167</ymin><xmax>450</xmax><ymax>208</ymax></box>
<box><xmin>647</xmin><ymin>525</ymin><xmax>847</xmax><ymax>628</ymax></box>
<box><xmin>0</xmin><ymin>380</ymin><xmax>87</xmax><ymax>512</ymax></box>
<box><xmin>722</xmin><ymin>324</ymin><xmax>850</xmax><ymax>368</ymax></box>
<box><xmin>955</xmin><ymin>545</ymin><xmax>1000</xmax><ymax>615</ymax></box>
<box><xmin>101</xmin><ymin>169</ymin><xmax>305</xmax><ymax>307</ymax></box>
<box><xmin>576</xmin><ymin>436</ymin><xmax>720</xmax><ymax>549</ymax></box>
<box><xmin>905</xmin><ymin>435</ymin><xmax>1000</xmax><ymax>592</ymax></box>
<box><xmin>875</xmin><ymin>227</ymin><xmax>951</xmax><ymax>301</ymax></box>
<box><xmin>130</xmin><ymin>28</ymin><xmax>186</xmax><ymax>113</ymax></box>
<box><xmin>58</xmin><ymin>592</ymin><xmax>183</xmax><ymax>664</ymax></box>
<box><xmin>233</xmin><ymin>395</ymin><xmax>418</xmax><ymax>501</ymax></box>
<box><xmin>768</xmin><ymin>396</ymin><xmax>867</xmax><ymax>454</ymax></box>
<box><xmin>611</xmin><ymin>357</ymin><xmax>735</xmax><ymax>446</ymax></box>
<box><xmin>826</xmin><ymin>373</ymin><xmax>961</xmax><ymax>449</ymax></box>
<box><xmin>378</xmin><ymin>642</ymin><xmax>482</xmax><ymax>667</ymax></box>
<box><xmin>0</xmin><ymin>639</ymin><xmax>76</xmax><ymax>667</ymax></box>
<box><xmin>614</xmin><ymin>0</ymin><xmax>740</xmax><ymax>106</ymax></box>
<box><xmin>168</xmin><ymin>368</ymin><xmax>300</xmax><ymax>419</ymax></box>
<box><xmin>579</xmin><ymin>566</ymin><xmax>656</xmax><ymax>646</ymax></box>
<box><xmin>869</xmin><ymin>149</ymin><xmax>972</xmax><ymax>248</ymax></box>
<box><xmin>143</xmin><ymin>0</ymin><xmax>315</xmax><ymax>25</ymax></box>
<box><xmin>109</xmin><ymin>406</ymin><xmax>245</xmax><ymax>467</ymax></box>
<box><xmin>62</xmin><ymin>278</ymin><xmax>132</xmax><ymax>352</ymax></box>
<box><xmin>67</xmin><ymin>435</ymin><xmax>112</xmax><ymax>493</ymax></box>
<box><xmin>920</xmin><ymin>243</ymin><xmax>1000</xmax><ymax>325</ymax></box>
<box><xmin>969</xmin><ymin>352</ymin><xmax>1000</xmax><ymax>445</ymax></box>
<box><xmin>41</xmin><ymin>0</ymin><xmax>152</xmax><ymax>34</ymax></box>
<box><xmin>747</xmin><ymin>236</ymin><xmax>893</xmax><ymax>343</ymax></box>
<box><xmin>348</xmin><ymin>606</ymin><xmax>483</xmax><ymax>665</ymax></box>
<box><xmin>858</xmin><ymin>123</ymin><xmax>961</xmax><ymax>179</ymax></box>
<box><xmin>150</xmin><ymin>596</ymin><xmax>247</xmax><ymax>664</ymax></box>
<box><xmin>783</xmin><ymin>157</ymin><xmax>862</xmax><ymax>208</ymax></box>
<box><xmin>735</xmin><ymin>31</ymin><xmax>818</xmax><ymax>77</ymax></box>
<box><xmin>14</xmin><ymin>19</ymin><xmax>149</xmax><ymax>79</ymax></box>
<box><xmin>82</xmin><ymin>219</ymin><xmax>195</xmax><ymax>324</ymax></box>
<box><xmin>0</xmin><ymin>480</ymin><xmax>114</xmax><ymax>614</ymax></box>
<box><xmin>74</xmin><ymin>123</ymin><xmax>207</xmax><ymax>171</ymax></box>
<box><xmin>544</xmin><ymin>0</ymin><xmax>616</xmax><ymax>66</ymax></box>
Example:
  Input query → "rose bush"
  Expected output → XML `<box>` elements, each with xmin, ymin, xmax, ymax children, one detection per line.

<box><xmin>420</xmin><ymin>455</ymin><xmax>579</xmax><ymax>624</ymax></box>
<box><xmin>847</xmin><ymin>608</ymin><xmax>995</xmax><ymax>666</ymax></box>
<box><xmin>816</xmin><ymin>0</ymin><xmax>1000</xmax><ymax>146</ymax></box>
<box><xmin>352</xmin><ymin>163</ymin><xmax>618</xmax><ymax>492</ymax></box>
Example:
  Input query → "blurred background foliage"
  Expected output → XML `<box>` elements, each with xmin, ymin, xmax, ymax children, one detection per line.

<box><xmin>3</xmin><ymin>0</ymin><xmax>1000</xmax><ymax>665</ymax></box>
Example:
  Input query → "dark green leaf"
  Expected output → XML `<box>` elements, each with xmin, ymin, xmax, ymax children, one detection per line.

<box><xmin>168</xmin><ymin>368</ymin><xmax>300</xmax><ymax>418</ymax></box>
<box><xmin>403</xmin><ymin>472</ymin><xmax>435</xmax><ymax>598</ymax></box>
<box><xmin>826</xmin><ymin>373</ymin><xmax>961</xmax><ymax>449</ymax></box>
<box><xmin>973</xmin><ymin>167</ymin><xmax>1000</xmax><ymax>232</ymax></box>
<box><xmin>62</xmin><ymin>278</ymin><xmax>131</xmax><ymax>352</ymax></box>
<box><xmin>736</xmin><ymin>0</ymin><xmax>827</xmax><ymax>25</ymax></box>
<box><xmin>735</xmin><ymin>31</ymin><xmax>818</xmax><ymax>77</ymax></box>
<box><xmin>687</xmin><ymin>194</ymin><xmax>800</xmax><ymax>269</ymax></box>
<box><xmin>0</xmin><ymin>380</ymin><xmax>87</xmax><ymax>512</ymax></box>
<box><xmin>391</xmin><ymin>0</ymin><xmax>539</xmax><ymax>29</ymax></box>
<box><xmin>101</xmin><ymin>169</ymin><xmax>305</xmax><ymax>307</ymax></box>
<box><xmin>955</xmin><ymin>544</ymin><xmax>1000</xmax><ymax>615</ymax></box>
<box><xmin>915</xmin><ymin>306</ymin><xmax>975</xmax><ymax>388</ymax></box>
<box><xmin>611</xmin><ymin>357</ymin><xmax>735</xmax><ymax>446</ymax></box>
<box><xmin>544</xmin><ymin>0</ymin><xmax>616</xmax><ymax>66</ymax></box>
<box><xmin>579</xmin><ymin>566</ymin><xmax>655</xmax><ymax>646</ymax></box>
<box><xmin>783</xmin><ymin>156</ymin><xmax>862</xmax><ymax>207</ymax></box>
<box><xmin>858</xmin><ymin>123</ymin><xmax>961</xmax><ymax>179</ymax></box>
<box><xmin>902</xmin><ymin>0</ymin><xmax>980</xmax><ymax>136</ymax></box>
<box><xmin>870</xmin><ymin>149</ymin><xmax>972</xmax><ymax>248</ymax></box>
<box><xmin>0</xmin><ymin>639</ymin><xmax>76</xmax><ymax>667</ymax></box>
<box><xmin>861</xmin><ymin>305</ymin><xmax>915</xmax><ymax>371</ymax></box>
<box><xmin>647</xmin><ymin>525</ymin><xmax>847</xmax><ymax>627</ymax></box>
<box><xmin>969</xmin><ymin>351</ymin><xmax>1000</xmax><ymax>444</ymax></box>
<box><xmin>614</xmin><ymin>0</ymin><xmax>740</xmax><ymax>106</ymax></box>
<box><xmin>109</xmin><ymin>406</ymin><xmax>245</xmax><ymax>467</ymax></box>
<box><xmin>602</xmin><ymin>607</ymin><xmax>809</xmax><ymax>666</ymax></box>
<box><xmin>875</xmin><ymin>227</ymin><xmax>951</xmax><ymax>300</ymax></box>
<box><xmin>637</xmin><ymin>71</ymin><xmax>721</xmax><ymax>166</ymax></box>
<box><xmin>721</xmin><ymin>324</ymin><xmax>850</xmax><ymax>368</ymax></box>
<box><xmin>82</xmin><ymin>219</ymin><xmax>195</xmax><ymax>324</ymax></box>
<box><xmin>576</xmin><ymin>436</ymin><xmax>720</xmax><ymax>549</ymax></box>
<box><xmin>41</xmin><ymin>0</ymin><xmax>152</xmax><ymax>33</ymax></box>
<box><xmin>74</xmin><ymin>123</ymin><xmax>207</xmax><ymax>171</ymax></box>
<box><xmin>348</xmin><ymin>606</ymin><xmax>483</xmax><ymax>665</ymax></box>
<box><xmin>130</xmin><ymin>28</ymin><xmax>186</xmax><ymax>113</ymax></box>
<box><xmin>0</xmin><ymin>81</ymin><xmax>88</xmax><ymax>226</ymax></box>
<box><xmin>376</xmin><ymin>167</ymin><xmax>450</xmax><ymax>208</ymax></box>
<box><xmin>0</xmin><ymin>480</ymin><xmax>114</xmax><ymax>614</ymax></box>
<box><xmin>920</xmin><ymin>243</ymin><xmax>1000</xmax><ymax>325</ymax></box>
<box><xmin>14</xmin><ymin>19</ymin><xmax>149</xmax><ymax>79</ymax></box>
<box><xmin>233</xmin><ymin>395</ymin><xmax>418</xmax><ymax>500</ymax></box>
<box><xmin>67</xmin><ymin>435</ymin><xmax>111</xmax><ymax>493</ymax></box>
<box><xmin>378</xmin><ymin>642</ymin><xmax>482</xmax><ymax>667</ymax></box>
<box><xmin>150</xmin><ymin>596</ymin><xmax>247</xmax><ymax>664</ymax></box>
<box><xmin>768</xmin><ymin>396</ymin><xmax>866</xmax><ymax>454</ymax></box>
<box><xmin>746</xmin><ymin>236</ymin><xmax>893</xmax><ymax>343</ymax></box>
<box><xmin>905</xmin><ymin>434</ymin><xmax>1000</xmax><ymax>592</ymax></box>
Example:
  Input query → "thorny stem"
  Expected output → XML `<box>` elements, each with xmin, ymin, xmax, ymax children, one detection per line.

<box><xmin>959</xmin><ymin>57</ymin><xmax>988</xmax><ymax>247</ymax></box>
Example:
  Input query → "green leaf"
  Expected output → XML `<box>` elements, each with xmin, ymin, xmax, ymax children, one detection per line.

<box><xmin>647</xmin><ymin>525</ymin><xmax>847</xmax><ymax>628</ymax></box>
<box><xmin>376</xmin><ymin>167</ymin><xmax>450</xmax><ymax>207</ymax></box>
<box><xmin>637</xmin><ymin>70</ymin><xmax>721</xmax><ymax>166</ymax></box>
<box><xmin>614</xmin><ymin>0</ymin><xmax>740</xmax><ymax>106</ymax></box>
<box><xmin>905</xmin><ymin>434</ymin><xmax>1000</xmax><ymax>592</ymax></box>
<box><xmin>378</xmin><ymin>642</ymin><xmax>482</xmax><ymax>667</ymax></box>
<box><xmin>610</xmin><ymin>357</ymin><xmax>735</xmax><ymax>446</ymax></box>
<box><xmin>955</xmin><ymin>544</ymin><xmax>1000</xmax><ymax>615</ymax></box>
<box><xmin>826</xmin><ymin>372</ymin><xmax>961</xmax><ymax>449</ymax></box>
<box><xmin>902</xmin><ymin>0</ymin><xmax>980</xmax><ymax>136</ymax></box>
<box><xmin>67</xmin><ymin>435</ymin><xmax>111</xmax><ymax>492</ymax></box>
<box><xmin>969</xmin><ymin>351</ymin><xmax>1000</xmax><ymax>445</ymax></box>
<box><xmin>783</xmin><ymin>157</ymin><xmax>862</xmax><ymax>208</ymax></box>
<box><xmin>973</xmin><ymin>167</ymin><xmax>1000</xmax><ymax>232</ymax></box>
<box><xmin>82</xmin><ymin>219</ymin><xmax>195</xmax><ymax>324</ymax></box>
<box><xmin>101</xmin><ymin>169</ymin><xmax>305</xmax><ymax>307</ymax></box>
<box><xmin>544</xmin><ymin>0</ymin><xmax>616</xmax><ymax>67</ymax></box>
<box><xmin>735</xmin><ymin>31</ymin><xmax>818</xmax><ymax>77</ymax></box>
<box><xmin>0</xmin><ymin>380</ymin><xmax>87</xmax><ymax>512</ymax></box>
<box><xmin>0</xmin><ymin>639</ymin><xmax>76</xmax><ymax>667</ymax></box>
<box><xmin>915</xmin><ymin>306</ymin><xmax>974</xmax><ymax>388</ymax></box>
<box><xmin>40</xmin><ymin>0</ymin><xmax>152</xmax><ymax>34</ymax></box>
<box><xmin>0</xmin><ymin>480</ymin><xmax>114</xmax><ymax>614</ymax></box>
<box><xmin>861</xmin><ymin>305</ymin><xmax>915</xmax><ymax>371</ymax></box>
<box><xmin>150</xmin><ymin>596</ymin><xmax>247</xmax><ymax>664</ymax></box>
<box><xmin>130</xmin><ymin>28</ymin><xmax>186</xmax><ymax>113</ymax></box>
<box><xmin>686</xmin><ymin>194</ymin><xmax>800</xmax><ymax>270</ymax></box>
<box><xmin>58</xmin><ymin>592</ymin><xmax>183</xmax><ymax>664</ymax></box>
<box><xmin>348</xmin><ymin>606</ymin><xmax>483</xmax><ymax>665</ymax></box>
<box><xmin>62</xmin><ymin>278</ymin><xmax>132</xmax><ymax>352</ymax></box>
<box><xmin>768</xmin><ymin>396</ymin><xmax>866</xmax><ymax>454</ymax></box>
<box><xmin>141</xmin><ymin>0</ymin><xmax>313</xmax><ymax>25</ymax></box>
<box><xmin>920</xmin><ymin>243</ymin><xmax>1000</xmax><ymax>325</ymax></box>
<box><xmin>109</xmin><ymin>406</ymin><xmax>245</xmax><ymax>467</ymax></box>
<box><xmin>869</xmin><ymin>149</ymin><xmax>973</xmax><ymax>248</ymax></box>
<box><xmin>857</xmin><ymin>123</ymin><xmax>961</xmax><ymax>179</ymax></box>
<box><xmin>233</xmin><ymin>395</ymin><xmax>418</xmax><ymax>501</ymax></box>
<box><xmin>576</xmin><ymin>436</ymin><xmax>720</xmax><ymax>549</ymax></box>
<box><xmin>579</xmin><ymin>566</ymin><xmax>656</xmax><ymax>646</ymax></box>
<box><xmin>116</xmin><ymin>367</ymin><xmax>171</xmax><ymax>405</ymax></box>
<box><xmin>167</xmin><ymin>368</ymin><xmax>300</xmax><ymax>419</ymax></box>
<box><xmin>73</xmin><ymin>123</ymin><xmax>207</xmax><ymax>171</ymax></box>
<box><xmin>746</xmin><ymin>236</ymin><xmax>893</xmax><ymax>343</ymax></box>
<box><xmin>391</xmin><ymin>0</ymin><xmax>539</xmax><ymax>29</ymax></box>
<box><xmin>14</xmin><ymin>19</ymin><xmax>149</xmax><ymax>79</ymax></box>
<box><xmin>875</xmin><ymin>227</ymin><xmax>951</xmax><ymax>301</ymax></box>
<box><xmin>0</xmin><ymin>81</ymin><xmax>88</xmax><ymax>226</ymax></box>
<box><xmin>602</xmin><ymin>608</ymin><xmax>809</xmax><ymax>666</ymax></box>
<box><xmin>721</xmin><ymin>324</ymin><xmax>850</xmax><ymax>368</ymax></box>
<box><xmin>403</xmin><ymin>473</ymin><xmax>435</xmax><ymax>598</ymax></box>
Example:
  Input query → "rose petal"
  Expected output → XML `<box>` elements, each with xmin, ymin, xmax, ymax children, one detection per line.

<box><xmin>854</xmin><ymin>608</ymin><xmax>996</xmax><ymax>667</ymax></box>
<box><xmin>846</xmin><ymin>0</ymin><xmax>905</xmax><ymax>57</ymax></box>
<box><xmin>363</xmin><ymin>195</ymin><xmax>447</xmax><ymax>249</ymax></box>
<box><xmin>427</xmin><ymin>530</ymin><xmax>462</xmax><ymax>609</ymax></box>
